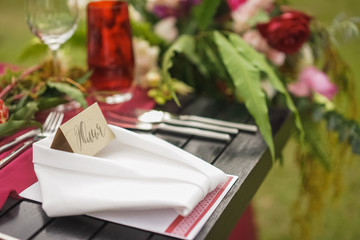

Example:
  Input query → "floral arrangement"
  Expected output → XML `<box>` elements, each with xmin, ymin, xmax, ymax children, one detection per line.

<box><xmin>1</xmin><ymin>0</ymin><xmax>359</xmax><ymax>238</ymax></box>
<box><xmin>128</xmin><ymin>0</ymin><xmax>360</xmax><ymax>159</ymax></box>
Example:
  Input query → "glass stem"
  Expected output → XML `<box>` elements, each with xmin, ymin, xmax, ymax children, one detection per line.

<box><xmin>52</xmin><ymin>49</ymin><xmax>58</xmax><ymax>76</ymax></box>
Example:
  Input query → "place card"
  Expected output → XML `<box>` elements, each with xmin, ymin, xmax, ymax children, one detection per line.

<box><xmin>51</xmin><ymin>102</ymin><xmax>115</xmax><ymax>156</ymax></box>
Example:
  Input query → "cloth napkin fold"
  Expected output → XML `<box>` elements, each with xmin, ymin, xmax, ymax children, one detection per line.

<box><xmin>33</xmin><ymin>125</ymin><xmax>227</xmax><ymax>217</ymax></box>
<box><xmin>0</xmin><ymin>85</ymin><xmax>154</xmax><ymax>210</ymax></box>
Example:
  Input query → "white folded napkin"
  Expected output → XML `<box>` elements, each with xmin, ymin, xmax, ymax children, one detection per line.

<box><xmin>33</xmin><ymin>125</ymin><xmax>227</xmax><ymax>217</ymax></box>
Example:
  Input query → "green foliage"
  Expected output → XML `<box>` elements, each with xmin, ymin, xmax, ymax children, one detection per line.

<box><xmin>227</xmin><ymin>33</ymin><xmax>304</xmax><ymax>142</ymax></box>
<box><xmin>325</xmin><ymin>110</ymin><xmax>360</xmax><ymax>154</ymax></box>
<box><xmin>160</xmin><ymin>31</ymin><xmax>310</xmax><ymax>159</ymax></box>
<box><xmin>12</xmin><ymin>102</ymin><xmax>38</xmax><ymax>120</ymax></box>
<box><xmin>302</xmin><ymin>118</ymin><xmax>332</xmax><ymax>170</ymax></box>
<box><xmin>38</xmin><ymin>97</ymin><xmax>68</xmax><ymax>111</ymax></box>
<box><xmin>0</xmin><ymin>120</ymin><xmax>41</xmax><ymax>137</ymax></box>
<box><xmin>131</xmin><ymin>19</ymin><xmax>164</xmax><ymax>46</ymax></box>
<box><xmin>213</xmin><ymin>31</ymin><xmax>275</xmax><ymax>159</ymax></box>
<box><xmin>18</xmin><ymin>38</ymin><xmax>48</xmax><ymax>62</ymax></box>
<box><xmin>161</xmin><ymin>35</ymin><xmax>197</xmax><ymax>105</ymax></box>
<box><xmin>329</xmin><ymin>14</ymin><xmax>360</xmax><ymax>45</ymax></box>
<box><xmin>74</xmin><ymin>70</ymin><xmax>93</xmax><ymax>85</ymax></box>
<box><xmin>193</xmin><ymin>0</ymin><xmax>222</xmax><ymax>31</ymax></box>
<box><xmin>47</xmin><ymin>82</ymin><xmax>87</xmax><ymax>109</ymax></box>
<box><xmin>0</xmin><ymin>64</ymin><xmax>89</xmax><ymax>137</ymax></box>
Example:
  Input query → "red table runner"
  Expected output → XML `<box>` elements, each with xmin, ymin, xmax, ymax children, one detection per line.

<box><xmin>0</xmin><ymin>80</ymin><xmax>155</xmax><ymax>208</ymax></box>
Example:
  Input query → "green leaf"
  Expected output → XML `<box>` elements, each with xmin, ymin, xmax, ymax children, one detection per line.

<box><xmin>161</xmin><ymin>35</ymin><xmax>197</xmax><ymax>106</ymax></box>
<box><xmin>18</xmin><ymin>38</ymin><xmax>48</xmax><ymax>62</ymax></box>
<box><xmin>130</xmin><ymin>20</ymin><xmax>164</xmax><ymax>46</ymax></box>
<box><xmin>38</xmin><ymin>97</ymin><xmax>68</xmax><ymax>111</ymax></box>
<box><xmin>47</xmin><ymin>82</ymin><xmax>87</xmax><ymax>108</ymax></box>
<box><xmin>0</xmin><ymin>120</ymin><xmax>41</xmax><ymax>137</ymax></box>
<box><xmin>214</xmin><ymin>31</ymin><xmax>275</xmax><ymax>159</ymax></box>
<box><xmin>75</xmin><ymin>71</ymin><xmax>93</xmax><ymax>85</ymax></box>
<box><xmin>247</xmin><ymin>9</ymin><xmax>270</xmax><ymax>27</ymax></box>
<box><xmin>198</xmin><ymin>38</ymin><xmax>228</xmax><ymax>80</ymax></box>
<box><xmin>228</xmin><ymin>33</ymin><xmax>304</xmax><ymax>143</ymax></box>
<box><xmin>13</xmin><ymin>102</ymin><xmax>39</xmax><ymax>121</ymax></box>
<box><xmin>193</xmin><ymin>0</ymin><xmax>221</xmax><ymax>31</ymax></box>
<box><xmin>178</xmin><ymin>36</ymin><xmax>209</xmax><ymax>78</ymax></box>
<box><xmin>302</xmin><ymin>119</ymin><xmax>331</xmax><ymax>170</ymax></box>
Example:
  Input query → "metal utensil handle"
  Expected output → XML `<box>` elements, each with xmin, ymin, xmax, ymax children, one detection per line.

<box><xmin>158</xmin><ymin>123</ymin><xmax>231</xmax><ymax>142</ymax></box>
<box><xmin>164</xmin><ymin>118</ymin><xmax>239</xmax><ymax>135</ymax></box>
<box><xmin>0</xmin><ymin>139</ymin><xmax>34</xmax><ymax>169</ymax></box>
<box><xmin>0</xmin><ymin>129</ymin><xmax>38</xmax><ymax>154</ymax></box>
<box><xmin>179</xmin><ymin>115</ymin><xmax>258</xmax><ymax>132</ymax></box>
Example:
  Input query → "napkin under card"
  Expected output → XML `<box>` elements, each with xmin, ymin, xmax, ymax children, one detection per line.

<box><xmin>33</xmin><ymin>125</ymin><xmax>227</xmax><ymax>217</ymax></box>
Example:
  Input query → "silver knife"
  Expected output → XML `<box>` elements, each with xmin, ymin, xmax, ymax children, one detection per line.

<box><xmin>108</xmin><ymin>121</ymin><xmax>231</xmax><ymax>142</ymax></box>
<box><xmin>106</xmin><ymin>111</ymin><xmax>238</xmax><ymax>135</ymax></box>
<box><xmin>0</xmin><ymin>129</ymin><xmax>40</xmax><ymax>154</ymax></box>
<box><xmin>135</xmin><ymin>109</ymin><xmax>258</xmax><ymax>133</ymax></box>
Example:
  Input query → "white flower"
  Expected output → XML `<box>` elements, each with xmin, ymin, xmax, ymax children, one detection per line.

<box><xmin>133</xmin><ymin>38</ymin><xmax>160</xmax><ymax>87</ymax></box>
<box><xmin>129</xmin><ymin>4</ymin><xmax>143</xmax><ymax>22</ymax></box>
<box><xmin>297</xmin><ymin>44</ymin><xmax>314</xmax><ymax>70</ymax></box>
<box><xmin>242</xmin><ymin>29</ymin><xmax>285</xmax><ymax>66</ymax></box>
<box><xmin>261</xmin><ymin>79</ymin><xmax>277</xmax><ymax>99</ymax></box>
<box><xmin>154</xmin><ymin>17</ymin><xmax>178</xmax><ymax>42</ymax></box>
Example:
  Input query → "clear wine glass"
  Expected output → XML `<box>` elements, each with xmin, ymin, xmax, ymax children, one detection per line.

<box><xmin>25</xmin><ymin>0</ymin><xmax>78</xmax><ymax>75</ymax></box>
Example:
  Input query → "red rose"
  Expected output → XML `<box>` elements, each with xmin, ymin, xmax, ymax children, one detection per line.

<box><xmin>0</xmin><ymin>99</ymin><xmax>9</xmax><ymax>124</ymax></box>
<box><xmin>257</xmin><ymin>11</ymin><xmax>311</xmax><ymax>54</ymax></box>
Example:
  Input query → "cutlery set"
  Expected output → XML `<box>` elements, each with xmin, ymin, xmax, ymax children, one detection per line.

<box><xmin>106</xmin><ymin>109</ymin><xmax>257</xmax><ymax>141</ymax></box>
<box><xmin>0</xmin><ymin>112</ymin><xmax>64</xmax><ymax>169</ymax></box>
<box><xmin>0</xmin><ymin>108</ymin><xmax>257</xmax><ymax>169</ymax></box>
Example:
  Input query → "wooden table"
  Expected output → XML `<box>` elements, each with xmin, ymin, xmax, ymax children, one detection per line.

<box><xmin>0</xmin><ymin>96</ymin><xmax>291</xmax><ymax>240</ymax></box>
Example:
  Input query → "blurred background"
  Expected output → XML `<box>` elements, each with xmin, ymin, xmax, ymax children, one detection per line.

<box><xmin>0</xmin><ymin>0</ymin><xmax>359</xmax><ymax>239</ymax></box>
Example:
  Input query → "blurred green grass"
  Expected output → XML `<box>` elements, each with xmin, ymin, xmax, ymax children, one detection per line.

<box><xmin>0</xmin><ymin>1</ymin><xmax>359</xmax><ymax>240</ymax></box>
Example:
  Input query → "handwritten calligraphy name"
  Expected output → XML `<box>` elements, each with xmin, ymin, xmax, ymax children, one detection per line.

<box><xmin>73</xmin><ymin>121</ymin><xmax>106</xmax><ymax>150</ymax></box>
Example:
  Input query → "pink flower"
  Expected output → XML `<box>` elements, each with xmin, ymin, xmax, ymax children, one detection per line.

<box><xmin>147</xmin><ymin>0</ymin><xmax>201</xmax><ymax>18</ymax></box>
<box><xmin>227</xmin><ymin>0</ymin><xmax>247</xmax><ymax>11</ymax></box>
<box><xmin>288</xmin><ymin>66</ymin><xmax>338</xmax><ymax>100</ymax></box>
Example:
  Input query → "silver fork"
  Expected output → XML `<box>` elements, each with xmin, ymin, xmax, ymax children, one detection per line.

<box><xmin>0</xmin><ymin>111</ymin><xmax>64</xmax><ymax>169</ymax></box>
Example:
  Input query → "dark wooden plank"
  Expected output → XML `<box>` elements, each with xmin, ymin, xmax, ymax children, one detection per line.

<box><xmin>91</xmin><ymin>222</ymin><xmax>151</xmax><ymax>240</ymax></box>
<box><xmin>179</xmin><ymin>98</ymin><xmax>237</xmax><ymax>164</ymax></box>
<box><xmin>182</xmin><ymin>139</ymin><xmax>226</xmax><ymax>164</ymax></box>
<box><xmin>150</xmin><ymin>234</ymin><xmax>176</xmax><ymax>240</ymax></box>
<box><xmin>0</xmin><ymin>200</ymin><xmax>50</xmax><ymax>240</ymax></box>
<box><xmin>0</xmin><ymin>198</ymin><xmax>20</xmax><ymax>217</ymax></box>
<box><xmin>156</xmin><ymin>94</ymin><xmax>196</xmax><ymax>114</ymax></box>
<box><xmin>32</xmin><ymin>216</ymin><xmax>104</xmax><ymax>240</ymax></box>
<box><xmin>179</xmin><ymin>97</ymin><xmax>223</xmax><ymax>117</ymax></box>
<box><xmin>213</xmin><ymin>103</ymin><xmax>250</xmax><ymax>123</ymax></box>
<box><xmin>154</xmin><ymin>132</ymin><xmax>189</xmax><ymax>148</ymax></box>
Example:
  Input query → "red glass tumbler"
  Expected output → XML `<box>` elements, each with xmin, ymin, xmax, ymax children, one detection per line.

<box><xmin>87</xmin><ymin>1</ymin><xmax>134</xmax><ymax>92</ymax></box>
